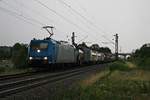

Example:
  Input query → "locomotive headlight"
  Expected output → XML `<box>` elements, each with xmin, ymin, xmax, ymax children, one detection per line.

<box><xmin>29</xmin><ymin>57</ymin><xmax>33</xmax><ymax>60</ymax></box>
<box><xmin>37</xmin><ymin>49</ymin><xmax>41</xmax><ymax>53</ymax></box>
<box><xmin>44</xmin><ymin>57</ymin><xmax>48</xmax><ymax>60</ymax></box>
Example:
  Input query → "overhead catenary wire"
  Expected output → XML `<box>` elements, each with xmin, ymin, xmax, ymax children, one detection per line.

<box><xmin>34</xmin><ymin>0</ymin><xmax>115</xmax><ymax>50</ymax></box>
<box><xmin>1</xmin><ymin>0</ymin><xmax>67</xmax><ymax>36</ymax></box>
<box><xmin>3</xmin><ymin>0</ymin><xmax>113</xmax><ymax>46</ymax></box>
<box><xmin>33</xmin><ymin>0</ymin><xmax>104</xmax><ymax>44</ymax></box>
<box><xmin>75</xmin><ymin>0</ymin><xmax>88</xmax><ymax>14</ymax></box>
<box><xmin>0</xmin><ymin>6</ymin><xmax>50</xmax><ymax>43</ymax></box>
<box><xmin>0</xmin><ymin>1</ymin><xmax>75</xmax><ymax>42</ymax></box>
<box><xmin>33</xmin><ymin>0</ymin><xmax>114</xmax><ymax>50</ymax></box>
<box><xmin>75</xmin><ymin>0</ymin><xmax>115</xmax><ymax>44</ymax></box>
<box><xmin>0</xmin><ymin>0</ymin><xmax>45</xmax><ymax>26</ymax></box>
<box><xmin>56</xmin><ymin>0</ymin><xmax>114</xmax><ymax>45</ymax></box>
<box><xmin>0</xmin><ymin>6</ymin><xmax>42</xmax><ymax>27</ymax></box>
<box><xmin>9</xmin><ymin>0</ymin><xmax>56</xmax><ymax>25</ymax></box>
<box><xmin>57</xmin><ymin>0</ymin><xmax>115</xmax><ymax>50</ymax></box>
<box><xmin>1</xmin><ymin>0</ymin><xmax>19</xmax><ymax>12</ymax></box>
<box><xmin>72</xmin><ymin>0</ymin><xmax>120</xmax><ymax>50</ymax></box>
<box><xmin>33</xmin><ymin>0</ymin><xmax>92</xmax><ymax>35</ymax></box>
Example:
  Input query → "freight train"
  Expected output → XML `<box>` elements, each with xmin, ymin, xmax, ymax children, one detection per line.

<box><xmin>28</xmin><ymin>27</ymin><xmax>114</xmax><ymax>67</ymax></box>
<box><xmin>28</xmin><ymin>37</ymin><xmax>112</xmax><ymax>66</ymax></box>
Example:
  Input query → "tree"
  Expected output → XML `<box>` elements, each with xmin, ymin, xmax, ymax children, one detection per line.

<box><xmin>90</xmin><ymin>44</ymin><xmax>100</xmax><ymax>51</ymax></box>
<box><xmin>132</xmin><ymin>43</ymin><xmax>150</xmax><ymax>68</ymax></box>
<box><xmin>134</xmin><ymin>43</ymin><xmax>150</xmax><ymax>58</ymax></box>
<box><xmin>0</xmin><ymin>46</ymin><xmax>12</xmax><ymax>60</ymax></box>
<box><xmin>98</xmin><ymin>47</ymin><xmax>111</xmax><ymax>53</ymax></box>
<box><xmin>11</xmin><ymin>43</ymin><xmax>28</xmax><ymax>68</ymax></box>
<box><xmin>78</xmin><ymin>42</ymin><xmax>89</xmax><ymax>49</ymax></box>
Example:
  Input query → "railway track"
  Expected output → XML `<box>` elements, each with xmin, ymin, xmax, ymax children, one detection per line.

<box><xmin>0</xmin><ymin>64</ymin><xmax>104</xmax><ymax>98</ymax></box>
<box><xmin>0</xmin><ymin>72</ymin><xmax>35</xmax><ymax>81</ymax></box>
<box><xmin>0</xmin><ymin>68</ymin><xmax>50</xmax><ymax>81</ymax></box>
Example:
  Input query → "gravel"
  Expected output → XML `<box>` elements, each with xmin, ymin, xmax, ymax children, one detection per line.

<box><xmin>1</xmin><ymin>64</ymin><xmax>106</xmax><ymax>100</ymax></box>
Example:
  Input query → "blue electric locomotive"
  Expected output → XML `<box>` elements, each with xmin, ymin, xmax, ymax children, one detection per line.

<box><xmin>28</xmin><ymin>38</ymin><xmax>78</xmax><ymax>66</ymax></box>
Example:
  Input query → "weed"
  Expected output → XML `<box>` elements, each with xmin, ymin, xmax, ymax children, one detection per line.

<box><xmin>109</xmin><ymin>60</ymin><xmax>130</xmax><ymax>71</ymax></box>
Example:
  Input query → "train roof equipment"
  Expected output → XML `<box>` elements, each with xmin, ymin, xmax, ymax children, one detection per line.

<box><xmin>43</xmin><ymin>26</ymin><xmax>54</xmax><ymax>38</ymax></box>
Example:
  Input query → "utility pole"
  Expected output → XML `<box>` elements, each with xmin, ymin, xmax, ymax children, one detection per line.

<box><xmin>114</xmin><ymin>33</ymin><xmax>119</xmax><ymax>60</ymax></box>
<box><xmin>71</xmin><ymin>32</ymin><xmax>77</xmax><ymax>48</ymax></box>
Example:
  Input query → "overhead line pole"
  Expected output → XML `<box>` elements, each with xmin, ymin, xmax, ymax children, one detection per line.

<box><xmin>71</xmin><ymin>32</ymin><xmax>78</xmax><ymax>48</ymax></box>
<box><xmin>114</xmin><ymin>34</ymin><xmax>119</xmax><ymax>60</ymax></box>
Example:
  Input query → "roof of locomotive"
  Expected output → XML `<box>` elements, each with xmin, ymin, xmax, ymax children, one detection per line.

<box><xmin>31</xmin><ymin>37</ymin><xmax>74</xmax><ymax>47</ymax></box>
<box><xmin>31</xmin><ymin>37</ymin><xmax>59</xmax><ymax>43</ymax></box>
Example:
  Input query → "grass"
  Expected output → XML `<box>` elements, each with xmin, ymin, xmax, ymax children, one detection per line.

<box><xmin>0</xmin><ymin>60</ymin><xmax>32</xmax><ymax>75</ymax></box>
<box><xmin>54</xmin><ymin>79</ymin><xmax>150</xmax><ymax>100</ymax></box>
<box><xmin>132</xmin><ymin>57</ymin><xmax>150</xmax><ymax>70</ymax></box>
<box><xmin>1</xmin><ymin>60</ymin><xmax>149</xmax><ymax>99</ymax></box>
<box><xmin>109</xmin><ymin>70</ymin><xmax>150</xmax><ymax>81</ymax></box>
<box><xmin>80</xmin><ymin>70</ymin><xmax>110</xmax><ymax>87</ymax></box>
<box><xmin>109</xmin><ymin>60</ymin><xmax>132</xmax><ymax>71</ymax></box>
<box><xmin>50</xmin><ymin>61</ymin><xmax>150</xmax><ymax>100</ymax></box>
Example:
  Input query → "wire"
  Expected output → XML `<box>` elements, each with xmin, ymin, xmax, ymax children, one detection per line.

<box><xmin>0</xmin><ymin>1</ymin><xmax>45</xmax><ymax>26</ymax></box>
<box><xmin>33</xmin><ymin>0</ymin><xmax>93</xmax><ymax>36</ymax></box>
<box><xmin>57</xmin><ymin>0</ymin><xmax>114</xmax><ymax>44</ymax></box>
<box><xmin>11</xmin><ymin>0</ymin><xmax>56</xmax><ymax>24</ymax></box>
<box><xmin>0</xmin><ymin>6</ymin><xmax>42</xmax><ymax>27</ymax></box>
<box><xmin>34</xmin><ymin>0</ymin><xmax>113</xmax><ymax>48</ymax></box>
<box><xmin>77</xmin><ymin>35</ymin><xmax>88</xmax><ymax>44</ymax></box>
<box><xmin>0</xmin><ymin>1</ymin><xmax>79</xmax><ymax>42</ymax></box>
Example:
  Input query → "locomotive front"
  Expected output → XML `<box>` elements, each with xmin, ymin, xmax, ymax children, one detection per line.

<box><xmin>28</xmin><ymin>39</ymin><xmax>56</xmax><ymax>66</ymax></box>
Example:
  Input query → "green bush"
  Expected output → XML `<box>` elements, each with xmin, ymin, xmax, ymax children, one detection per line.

<box><xmin>11</xmin><ymin>43</ymin><xmax>28</xmax><ymax>68</ymax></box>
<box><xmin>0</xmin><ymin>67</ymin><xmax>5</xmax><ymax>73</ymax></box>
<box><xmin>132</xmin><ymin>43</ymin><xmax>150</xmax><ymax>70</ymax></box>
<box><xmin>135</xmin><ymin>57</ymin><xmax>150</xmax><ymax>70</ymax></box>
<box><xmin>131</xmin><ymin>57</ymin><xmax>150</xmax><ymax>69</ymax></box>
<box><xmin>145</xmin><ymin>57</ymin><xmax>150</xmax><ymax>66</ymax></box>
<box><xmin>109</xmin><ymin>60</ymin><xmax>129</xmax><ymax>71</ymax></box>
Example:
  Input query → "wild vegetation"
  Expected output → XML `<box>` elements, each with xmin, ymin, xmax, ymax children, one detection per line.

<box><xmin>0</xmin><ymin>43</ymin><xmax>29</xmax><ymax>75</ymax></box>
<box><xmin>50</xmin><ymin>60</ymin><xmax>150</xmax><ymax>100</ymax></box>
<box><xmin>131</xmin><ymin>43</ymin><xmax>150</xmax><ymax>69</ymax></box>
<box><xmin>11</xmin><ymin>43</ymin><xmax>28</xmax><ymax>68</ymax></box>
<box><xmin>0</xmin><ymin>46</ymin><xmax>12</xmax><ymax>60</ymax></box>
<box><xmin>78</xmin><ymin>42</ymin><xmax>111</xmax><ymax>53</ymax></box>
<box><xmin>0</xmin><ymin>43</ymin><xmax>28</xmax><ymax>68</ymax></box>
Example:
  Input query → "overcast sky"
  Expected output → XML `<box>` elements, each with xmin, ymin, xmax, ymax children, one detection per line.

<box><xmin>0</xmin><ymin>0</ymin><xmax>150</xmax><ymax>53</ymax></box>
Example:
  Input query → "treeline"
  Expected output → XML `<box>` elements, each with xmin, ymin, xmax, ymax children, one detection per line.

<box><xmin>11</xmin><ymin>43</ymin><xmax>28</xmax><ymax>68</ymax></box>
<box><xmin>78</xmin><ymin>42</ymin><xmax>111</xmax><ymax>53</ymax></box>
<box><xmin>0</xmin><ymin>43</ymin><xmax>28</xmax><ymax>68</ymax></box>
<box><xmin>132</xmin><ymin>43</ymin><xmax>150</xmax><ymax>69</ymax></box>
<box><xmin>0</xmin><ymin>46</ymin><xmax>12</xmax><ymax>60</ymax></box>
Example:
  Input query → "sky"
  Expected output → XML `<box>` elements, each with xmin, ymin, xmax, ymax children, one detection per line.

<box><xmin>0</xmin><ymin>0</ymin><xmax>150</xmax><ymax>53</ymax></box>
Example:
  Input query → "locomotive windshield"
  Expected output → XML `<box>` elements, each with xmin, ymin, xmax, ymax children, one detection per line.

<box><xmin>30</xmin><ymin>42</ymin><xmax>48</xmax><ymax>50</ymax></box>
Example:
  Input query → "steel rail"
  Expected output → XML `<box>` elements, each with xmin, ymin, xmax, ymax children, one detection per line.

<box><xmin>0</xmin><ymin>65</ymin><xmax>102</xmax><ymax>98</ymax></box>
